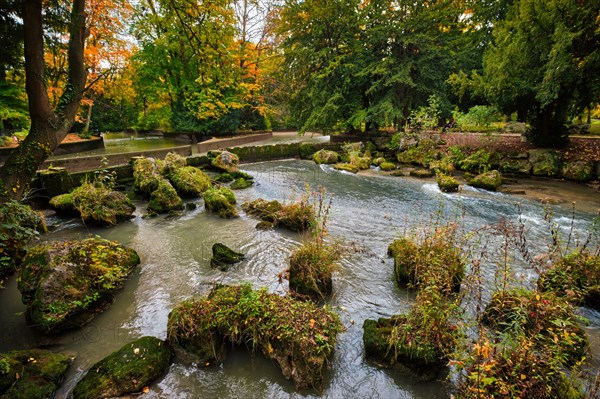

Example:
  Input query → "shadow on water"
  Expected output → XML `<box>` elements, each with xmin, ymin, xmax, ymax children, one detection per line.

<box><xmin>0</xmin><ymin>159</ymin><xmax>598</xmax><ymax>398</ymax></box>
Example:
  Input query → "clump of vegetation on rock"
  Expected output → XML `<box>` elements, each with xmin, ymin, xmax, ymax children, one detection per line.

<box><xmin>469</xmin><ymin>169</ymin><xmax>502</xmax><ymax>191</ymax></box>
<box><xmin>379</xmin><ymin>161</ymin><xmax>396</xmax><ymax>171</ymax></box>
<box><xmin>167</xmin><ymin>284</ymin><xmax>343</xmax><ymax>390</ymax></box>
<box><xmin>18</xmin><ymin>237</ymin><xmax>140</xmax><ymax>333</ymax></box>
<box><xmin>458</xmin><ymin>148</ymin><xmax>498</xmax><ymax>173</ymax></box>
<box><xmin>333</xmin><ymin>163</ymin><xmax>359</xmax><ymax>173</ymax></box>
<box><xmin>388</xmin><ymin>223</ymin><xmax>465</xmax><ymax>294</ymax></box>
<box><xmin>0</xmin><ymin>201</ymin><xmax>46</xmax><ymax>285</ymax></box>
<box><xmin>529</xmin><ymin>149</ymin><xmax>560</xmax><ymax>177</ymax></box>
<box><xmin>211</xmin><ymin>243</ymin><xmax>245</xmax><ymax>271</ymax></box>
<box><xmin>73</xmin><ymin>336</ymin><xmax>172</xmax><ymax>399</ymax></box>
<box><xmin>148</xmin><ymin>179</ymin><xmax>184</xmax><ymax>214</ymax></box>
<box><xmin>538</xmin><ymin>250</ymin><xmax>600</xmax><ymax>311</ymax></box>
<box><xmin>169</xmin><ymin>166</ymin><xmax>211</xmax><ymax>197</ymax></box>
<box><xmin>161</xmin><ymin>152</ymin><xmax>187</xmax><ymax>175</ymax></box>
<box><xmin>230</xmin><ymin>177</ymin><xmax>253</xmax><ymax>190</ymax></box>
<box><xmin>0</xmin><ymin>349</ymin><xmax>70</xmax><ymax>399</ymax></box>
<box><xmin>396</xmin><ymin>138</ymin><xmax>440</xmax><ymax>167</ymax></box>
<box><xmin>436</xmin><ymin>172</ymin><xmax>459</xmax><ymax>192</ymax></box>
<box><xmin>561</xmin><ymin>160</ymin><xmax>595</xmax><ymax>182</ymax></box>
<box><xmin>313</xmin><ymin>149</ymin><xmax>339</xmax><ymax>164</ymax></box>
<box><xmin>202</xmin><ymin>187</ymin><xmax>238</xmax><ymax>218</ymax></box>
<box><xmin>209</xmin><ymin>150</ymin><xmax>239</xmax><ymax>173</ymax></box>
<box><xmin>410</xmin><ymin>168</ymin><xmax>434</xmax><ymax>178</ymax></box>
<box><xmin>242</xmin><ymin>193</ymin><xmax>315</xmax><ymax>232</ymax></box>
<box><xmin>133</xmin><ymin>157</ymin><xmax>162</xmax><ymax>196</ymax></box>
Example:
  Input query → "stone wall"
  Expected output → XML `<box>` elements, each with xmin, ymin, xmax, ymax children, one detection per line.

<box><xmin>198</xmin><ymin>132</ymin><xmax>273</xmax><ymax>153</ymax></box>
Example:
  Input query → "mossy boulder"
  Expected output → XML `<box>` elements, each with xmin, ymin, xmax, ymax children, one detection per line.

<box><xmin>529</xmin><ymin>149</ymin><xmax>560</xmax><ymax>177</ymax></box>
<box><xmin>379</xmin><ymin>162</ymin><xmax>396</xmax><ymax>171</ymax></box>
<box><xmin>169</xmin><ymin>166</ymin><xmax>211</xmax><ymax>197</ymax></box>
<box><xmin>210</xmin><ymin>243</ymin><xmax>245</xmax><ymax>271</ymax></box>
<box><xmin>289</xmin><ymin>239</ymin><xmax>339</xmax><ymax>302</ymax></box>
<box><xmin>230</xmin><ymin>177</ymin><xmax>253</xmax><ymax>190</ymax></box>
<box><xmin>202</xmin><ymin>187</ymin><xmax>238</xmax><ymax>218</ymax></box>
<box><xmin>242</xmin><ymin>198</ymin><xmax>314</xmax><ymax>232</ymax></box>
<box><xmin>469</xmin><ymin>170</ymin><xmax>502</xmax><ymax>191</ymax></box>
<box><xmin>0</xmin><ymin>349</ymin><xmax>70</xmax><ymax>399</ymax></box>
<box><xmin>333</xmin><ymin>163</ymin><xmax>359</xmax><ymax>173</ymax></box>
<box><xmin>342</xmin><ymin>142</ymin><xmax>363</xmax><ymax>153</ymax></box>
<box><xmin>167</xmin><ymin>284</ymin><xmax>343</xmax><ymax>390</ymax></box>
<box><xmin>313</xmin><ymin>149</ymin><xmax>340</xmax><ymax>165</ymax></box>
<box><xmin>18</xmin><ymin>238</ymin><xmax>140</xmax><ymax>334</ymax></box>
<box><xmin>210</xmin><ymin>150</ymin><xmax>239</xmax><ymax>173</ymax></box>
<box><xmin>538</xmin><ymin>251</ymin><xmax>600</xmax><ymax>310</ymax></box>
<box><xmin>560</xmin><ymin>160</ymin><xmax>595</xmax><ymax>182</ymax></box>
<box><xmin>372</xmin><ymin>157</ymin><xmax>385</xmax><ymax>166</ymax></box>
<box><xmin>0</xmin><ymin>201</ymin><xmax>46</xmax><ymax>285</ymax></box>
<box><xmin>388</xmin><ymin>231</ymin><xmax>464</xmax><ymax>294</ymax></box>
<box><xmin>481</xmin><ymin>289</ymin><xmax>588</xmax><ymax>364</ymax></box>
<box><xmin>73</xmin><ymin>336</ymin><xmax>172</xmax><ymax>399</ymax></box>
<box><xmin>215</xmin><ymin>173</ymin><xmax>234</xmax><ymax>183</ymax></box>
<box><xmin>133</xmin><ymin>157</ymin><xmax>162</xmax><ymax>196</ymax></box>
<box><xmin>410</xmin><ymin>168</ymin><xmax>434</xmax><ymax>178</ymax></box>
<box><xmin>148</xmin><ymin>180</ymin><xmax>184</xmax><ymax>214</ymax></box>
<box><xmin>499</xmin><ymin>158</ymin><xmax>532</xmax><ymax>175</ymax></box>
<box><xmin>50</xmin><ymin>181</ymin><xmax>135</xmax><ymax>225</ymax></box>
<box><xmin>436</xmin><ymin>173</ymin><xmax>459</xmax><ymax>192</ymax></box>
<box><xmin>348</xmin><ymin>152</ymin><xmax>371</xmax><ymax>170</ymax></box>
<box><xmin>161</xmin><ymin>152</ymin><xmax>187</xmax><ymax>175</ymax></box>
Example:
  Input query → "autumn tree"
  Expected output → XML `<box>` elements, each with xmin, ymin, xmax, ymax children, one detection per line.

<box><xmin>0</xmin><ymin>0</ymin><xmax>88</xmax><ymax>200</ymax></box>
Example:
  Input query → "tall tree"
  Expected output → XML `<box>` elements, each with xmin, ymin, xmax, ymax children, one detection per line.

<box><xmin>483</xmin><ymin>0</ymin><xmax>600</xmax><ymax>147</ymax></box>
<box><xmin>0</xmin><ymin>0</ymin><xmax>88</xmax><ymax>200</ymax></box>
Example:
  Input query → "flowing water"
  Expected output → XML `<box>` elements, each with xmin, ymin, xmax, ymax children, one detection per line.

<box><xmin>1</xmin><ymin>159</ymin><xmax>599</xmax><ymax>398</ymax></box>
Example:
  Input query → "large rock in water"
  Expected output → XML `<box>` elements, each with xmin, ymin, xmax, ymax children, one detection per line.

<box><xmin>313</xmin><ymin>149</ymin><xmax>339</xmax><ymax>165</ymax></box>
<box><xmin>73</xmin><ymin>336</ymin><xmax>172</xmax><ymax>399</ymax></box>
<box><xmin>469</xmin><ymin>170</ymin><xmax>502</xmax><ymax>191</ymax></box>
<box><xmin>0</xmin><ymin>349</ymin><xmax>70</xmax><ymax>399</ymax></box>
<box><xmin>202</xmin><ymin>187</ymin><xmax>238</xmax><ymax>218</ymax></box>
<box><xmin>147</xmin><ymin>179</ymin><xmax>184</xmax><ymax>214</ymax></box>
<box><xmin>211</xmin><ymin>243</ymin><xmax>245</xmax><ymax>271</ymax></box>
<box><xmin>18</xmin><ymin>238</ymin><xmax>140</xmax><ymax>334</ymax></box>
<box><xmin>169</xmin><ymin>166</ymin><xmax>211</xmax><ymax>197</ymax></box>
<box><xmin>210</xmin><ymin>150</ymin><xmax>239</xmax><ymax>173</ymax></box>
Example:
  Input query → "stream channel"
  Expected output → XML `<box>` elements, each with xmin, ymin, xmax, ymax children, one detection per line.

<box><xmin>1</xmin><ymin>159</ymin><xmax>599</xmax><ymax>398</ymax></box>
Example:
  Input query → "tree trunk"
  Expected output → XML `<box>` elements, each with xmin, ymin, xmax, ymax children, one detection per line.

<box><xmin>0</xmin><ymin>0</ymin><xmax>87</xmax><ymax>201</ymax></box>
<box><xmin>83</xmin><ymin>95</ymin><xmax>95</xmax><ymax>134</ymax></box>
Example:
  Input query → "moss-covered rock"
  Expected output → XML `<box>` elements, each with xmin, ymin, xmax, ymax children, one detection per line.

<box><xmin>388</xmin><ymin>230</ymin><xmax>464</xmax><ymax>294</ymax></box>
<box><xmin>379</xmin><ymin>162</ymin><xmax>396</xmax><ymax>171</ymax></box>
<box><xmin>167</xmin><ymin>285</ymin><xmax>342</xmax><ymax>390</ymax></box>
<box><xmin>469</xmin><ymin>170</ymin><xmax>502</xmax><ymax>191</ymax></box>
<box><xmin>0</xmin><ymin>202</ymin><xmax>46</xmax><ymax>286</ymax></box>
<box><xmin>242</xmin><ymin>198</ymin><xmax>282</xmax><ymax>223</ymax></box>
<box><xmin>210</xmin><ymin>243</ymin><xmax>245</xmax><ymax>271</ymax></box>
<box><xmin>459</xmin><ymin>149</ymin><xmax>499</xmax><ymax>174</ymax></box>
<box><xmin>333</xmin><ymin>163</ymin><xmax>359</xmax><ymax>173</ymax></box>
<box><xmin>18</xmin><ymin>238</ymin><xmax>140</xmax><ymax>334</ymax></box>
<box><xmin>289</xmin><ymin>239</ymin><xmax>339</xmax><ymax>302</ymax></box>
<box><xmin>0</xmin><ymin>349</ymin><xmax>70</xmax><ymax>399</ymax></box>
<box><xmin>410</xmin><ymin>168</ymin><xmax>434</xmax><ymax>178</ymax></box>
<box><xmin>372</xmin><ymin>157</ymin><xmax>385</xmax><ymax>166</ymax></box>
<box><xmin>133</xmin><ymin>157</ymin><xmax>162</xmax><ymax>196</ymax></box>
<box><xmin>211</xmin><ymin>150</ymin><xmax>239</xmax><ymax>173</ymax></box>
<box><xmin>299</xmin><ymin>143</ymin><xmax>317</xmax><ymax>159</ymax></box>
<box><xmin>348</xmin><ymin>151</ymin><xmax>371</xmax><ymax>170</ymax></box>
<box><xmin>242</xmin><ymin>198</ymin><xmax>314</xmax><ymax>232</ymax></box>
<box><xmin>148</xmin><ymin>180</ymin><xmax>184</xmax><ymax>214</ymax></box>
<box><xmin>560</xmin><ymin>160</ymin><xmax>595</xmax><ymax>182</ymax></box>
<box><xmin>169</xmin><ymin>166</ymin><xmax>211</xmax><ymax>197</ymax></box>
<box><xmin>73</xmin><ymin>336</ymin><xmax>171</xmax><ymax>399</ymax></box>
<box><xmin>215</xmin><ymin>173</ymin><xmax>234</xmax><ymax>183</ymax></box>
<box><xmin>202</xmin><ymin>187</ymin><xmax>238</xmax><ymax>218</ymax></box>
<box><xmin>538</xmin><ymin>251</ymin><xmax>600</xmax><ymax>311</ymax></box>
<box><xmin>313</xmin><ymin>149</ymin><xmax>340</xmax><ymax>165</ymax></box>
<box><xmin>481</xmin><ymin>289</ymin><xmax>588</xmax><ymax>364</ymax></box>
<box><xmin>529</xmin><ymin>149</ymin><xmax>560</xmax><ymax>177</ymax></box>
<box><xmin>436</xmin><ymin>173</ymin><xmax>459</xmax><ymax>192</ymax></box>
<box><xmin>161</xmin><ymin>152</ymin><xmax>187</xmax><ymax>176</ymax></box>
<box><xmin>499</xmin><ymin>158</ymin><xmax>532</xmax><ymax>175</ymax></box>
<box><xmin>230</xmin><ymin>177</ymin><xmax>253</xmax><ymax>190</ymax></box>
<box><xmin>342</xmin><ymin>142</ymin><xmax>363</xmax><ymax>153</ymax></box>
<box><xmin>50</xmin><ymin>181</ymin><xmax>135</xmax><ymax>225</ymax></box>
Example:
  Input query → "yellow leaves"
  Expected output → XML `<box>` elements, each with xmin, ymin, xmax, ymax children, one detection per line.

<box><xmin>309</xmin><ymin>318</ymin><xmax>315</xmax><ymax>328</ymax></box>
<box><xmin>142</xmin><ymin>387</ymin><xmax>150</xmax><ymax>394</ymax></box>
<box><xmin>520</xmin><ymin>374</ymin><xmax>527</xmax><ymax>380</ymax></box>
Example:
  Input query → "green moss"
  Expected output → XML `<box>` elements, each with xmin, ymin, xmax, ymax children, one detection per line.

<box><xmin>313</xmin><ymin>149</ymin><xmax>340</xmax><ymax>165</ymax></box>
<box><xmin>161</xmin><ymin>152</ymin><xmax>187</xmax><ymax>176</ymax></box>
<box><xmin>242</xmin><ymin>198</ymin><xmax>315</xmax><ymax>232</ymax></box>
<box><xmin>18</xmin><ymin>238</ymin><xmax>140</xmax><ymax>334</ymax></box>
<box><xmin>211</xmin><ymin>150</ymin><xmax>239</xmax><ymax>173</ymax></box>
<box><xmin>148</xmin><ymin>180</ymin><xmax>184</xmax><ymax>214</ymax></box>
<box><xmin>167</xmin><ymin>284</ymin><xmax>343</xmax><ymax>390</ymax></box>
<box><xmin>379</xmin><ymin>162</ymin><xmax>396</xmax><ymax>171</ymax></box>
<box><xmin>459</xmin><ymin>149</ymin><xmax>498</xmax><ymax>173</ymax></box>
<box><xmin>481</xmin><ymin>288</ymin><xmax>588</xmax><ymax>365</ymax></box>
<box><xmin>230</xmin><ymin>177</ymin><xmax>253</xmax><ymax>190</ymax></box>
<box><xmin>410</xmin><ymin>168</ymin><xmax>434</xmax><ymax>178</ymax></box>
<box><xmin>64</xmin><ymin>181</ymin><xmax>135</xmax><ymax>225</ymax></box>
<box><xmin>348</xmin><ymin>152</ymin><xmax>371</xmax><ymax>170</ymax></box>
<box><xmin>500</xmin><ymin>158</ymin><xmax>532</xmax><ymax>174</ymax></box>
<box><xmin>538</xmin><ymin>250</ymin><xmax>600</xmax><ymax>310</ymax></box>
<box><xmin>133</xmin><ymin>158</ymin><xmax>162</xmax><ymax>196</ymax></box>
<box><xmin>73</xmin><ymin>336</ymin><xmax>171</xmax><ymax>399</ymax></box>
<box><xmin>372</xmin><ymin>157</ymin><xmax>385</xmax><ymax>166</ymax></box>
<box><xmin>210</xmin><ymin>243</ymin><xmax>245</xmax><ymax>271</ymax></box>
<box><xmin>242</xmin><ymin>199</ymin><xmax>282</xmax><ymax>223</ymax></box>
<box><xmin>560</xmin><ymin>161</ymin><xmax>594</xmax><ymax>182</ymax></box>
<box><xmin>202</xmin><ymin>187</ymin><xmax>238</xmax><ymax>218</ymax></box>
<box><xmin>299</xmin><ymin>143</ymin><xmax>317</xmax><ymax>159</ymax></box>
<box><xmin>169</xmin><ymin>166</ymin><xmax>211</xmax><ymax>197</ymax></box>
<box><xmin>0</xmin><ymin>349</ymin><xmax>70</xmax><ymax>399</ymax></box>
<box><xmin>333</xmin><ymin>163</ymin><xmax>359</xmax><ymax>173</ymax></box>
<box><xmin>529</xmin><ymin>149</ymin><xmax>560</xmax><ymax>177</ymax></box>
<box><xmin>38</xmin><ymin>167</ymin><xmax>76</xmax><ymax>197</ymax></box>
<box><xmin>469</xmin><ymin>169</ymin><xmax>502</xmax><ymax>191</ymax></box>
<box><xmin>436</xmin><ymin>173</ymin><xmax>459</xmax><ymax>192</ymax></box>
<box><xmin>49</xmin><ymin>192</ymin><xmax>75</xmax><ymax>213</ymax></box>
<box><xmin>289</xmin><ymin>239</ymin><xmax>340</xmax><ymax>301</ymax></box>
<box><xmin>215</xmin><ymin>173</ymin><xmax>234</xmax><ymax>183</ymax></box>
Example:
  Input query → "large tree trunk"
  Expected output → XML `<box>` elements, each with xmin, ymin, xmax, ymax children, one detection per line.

<box><xmin>0</xmin><ymin>0</ymin><xmax>87</xmax><ymax>201</ymax></box>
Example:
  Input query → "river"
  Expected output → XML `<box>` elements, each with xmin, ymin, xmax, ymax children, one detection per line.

<box><xmin>0</xmin><ymin>159</ymin><xmax>598</xmax><ymax>398</ymax></box>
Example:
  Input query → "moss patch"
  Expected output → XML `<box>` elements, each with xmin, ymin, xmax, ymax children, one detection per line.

<box><xmin>469</xmin><ymin>169</ymin><xmax>502</xmax><ymax>191</ymax></box>
<box><xmin>379</xmin><ymin>162</ymin><xmax>396</xmax><ymax>171</ymax></box>
<box><xmin>313</xmin><ymin>149</ymin><xmax>339</xmax><ymax>165</ymax></box>
<box><xmin>436</xmin><ymin>173</ymin><xmax>459</xmax><ymax>193</ymax></box>
<box><xmin>73</xmin><ymin>336</ymin><xmax>172</xmax><ymax>399</ymax></box>
<box><xmin>18</xmin><ymin>238</ymin><xmax>140</xmax><ymax>333</ymax></box>
<box><xmin>230</xmin><ymin>177</ymin><xmax>253</xmax><ymax>190</ymax></box>
<box><xmin>148</xmin><ymin>180</ymin><xmax>184</xmax><ymax>214</ymax></box>
<box><xmin>133</xmin><ymin>157</ymin><xmax>162</xmax><ymax>196</ymax></box>
<box><xmin>210</xmin><ymin>150</ymin><xmax>239</xmax><ymax>173</ymax></box>
<box><xmin>167</xmin><ymin>284</ymin><xmax>343</xmax><ymax>390</ymax></box>
<box><xmin>409</xmin><ymin>168</ymin><xmax>434</xmax><ymax>178</ymax></box>
<box><xmin>560</xmin><ymin>160</ymin><xmax>594</xmax><ymax>182</ymax></box>
<box><xmin>242</xmin><ymin>198</ymin><xmax>315</xmax><ymax>232</ymax></box>
<box><xmin>203</xmin><ymin>187</ymin><xmax>238</xmax><ymax>218</ymax></box>
<box><xmin>210</xmin><ymin>243</ymin><xmax>245</xmax><ymax>271</ymax></box>
<box><xmin>333</xmin><ymin>163</ymin><xmax>359</xmax><ymax>173</ymax></box>
<box><xmin>0</xmin><ymin>349</ymin><xmax>70</xmax><ymax>399</ymax></box>
<box><xmin>529</xmin><ymin>149</ymin><xmax>560</xmax><ymax>177</ymax></box>
<box><xmin>169</xmin><ymin>166</ymin><xmax>211</xmax><ymax>197</ymax></box>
